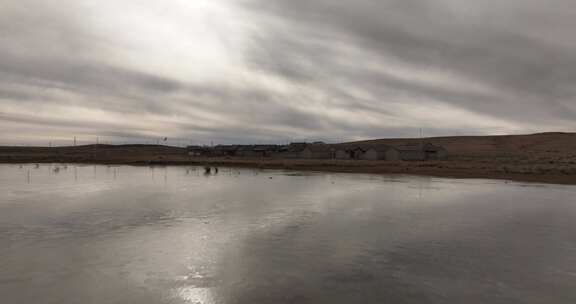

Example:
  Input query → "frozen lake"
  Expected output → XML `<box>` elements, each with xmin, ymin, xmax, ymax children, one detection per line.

<box><xmin>1</xmin><ymin>164</ymin><xmax>576</xmax><ymax>303</ymax></box>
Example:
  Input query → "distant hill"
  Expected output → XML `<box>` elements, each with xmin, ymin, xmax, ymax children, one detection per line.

<box><xmin>0</xmin><ymin>144</ymin><xmax>187</xmax><ymax>163</ymax></box>
<box><xmin>1</xmin><ymin>133</ymin><xmax>576</xmax><ymax>184</ymax></box>
<box><xmin>2</xmin><ymin>131</ymin><xmax>576</xmax><ymax>166</ymax></box>
<box><xmin>343</xmin><ymin>132</ymin><xmax>576</xmax><ymax>158</ymax></box>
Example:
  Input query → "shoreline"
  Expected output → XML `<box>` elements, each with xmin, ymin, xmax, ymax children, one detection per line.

<box><xmin>3</xmin><ymin>132</ymin><xmax>576</xmax><ymax>185</ymax></box>
<box><xmin>3</xmin><ymin>158</ymin><xmax>576</xmax><ymax>186</ymax></box>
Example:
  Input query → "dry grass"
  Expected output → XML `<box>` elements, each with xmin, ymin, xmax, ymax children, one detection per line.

<box><xmin>2</xmin><ymin>132</ymin><xmax>576</xmax><ymax>184</ymax></box>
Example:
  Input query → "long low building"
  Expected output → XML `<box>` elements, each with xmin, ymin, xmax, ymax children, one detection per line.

<box><xmin>187</xmin><ymin>142</ymin><xmax>448</xmax><ymax>161</ymax></box>
<box><xmin>334</xmin><ymin>143</ymin><xmax>448</xmax><ymax>161</ymax></box>
<box><xmin>362</xmin><ymin>145</ymin><xmax>400</xmax><ymax>161</ymax></box>
<box><xmin>301</xmin><ymin>144</ymin><xmax>333</xmax><ymax>159</ymax></box>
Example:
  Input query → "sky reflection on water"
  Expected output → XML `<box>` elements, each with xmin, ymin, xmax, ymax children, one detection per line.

<box><xmin>1</xmin><ymin>164</ymin><xmax>576</xmax><ymax>304</ymax></box>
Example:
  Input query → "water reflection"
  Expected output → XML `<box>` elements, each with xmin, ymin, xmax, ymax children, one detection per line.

<box><xmin>1</xmin><ymin>164</ymin><xmax>576</xmax><ymax>303</ymax></box>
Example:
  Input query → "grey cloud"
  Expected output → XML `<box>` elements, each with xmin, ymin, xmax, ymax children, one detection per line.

<box><xmin>0</xmin><ymin>58</ymin><xmax>184</xmax><ymax>97</ymax></box>
<box><xmin>243</xmin><ymin>0</ymin><xmax>576</xmax><ymax>126</ymax></box>
<box><xmin>0</xmin><ymin>0</ymin><xmax>341</xmax><ymax>142</ymax></box>
<box><xmin>0</xmin><ymin>0</ymin><xmax>186</xmax><ymax>117</ymax></box>
<box><xmin>0</xmin><ymin>111</ymin><xmax>151</xmax><ymax>135</ymax></box>
<box><xmin>1</xmin><ymin>0</ymin><xmax>575</xmax><ymax>145</ymax></box>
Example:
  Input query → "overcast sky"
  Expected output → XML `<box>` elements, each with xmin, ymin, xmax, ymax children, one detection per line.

<box><xmin>1</xmin><ymin>0</ymin><xmax>575</xmax><ymax>146</ymax></box>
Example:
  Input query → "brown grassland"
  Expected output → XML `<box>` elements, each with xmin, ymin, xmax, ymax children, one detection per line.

<box><xmin>1</xmin><ymin>132</ymin><xmax>576</xmax><ymax>185</ymax></box>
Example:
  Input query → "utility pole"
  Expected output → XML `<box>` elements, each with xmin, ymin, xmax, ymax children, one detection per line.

<box><xmin>74</xmin><ymin>137</ymin><xmax>77</xmax><ymax>146</ymax></box>
<box><xmin>419</xmin><ymin>128</ymin><xmax>424</xmax><ymax>148</ymax></box>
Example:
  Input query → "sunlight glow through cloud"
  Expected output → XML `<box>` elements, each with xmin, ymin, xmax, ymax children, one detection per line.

<box><xmin>83</xmin><ymin>0</ymin><xmax>251</xmax><ymax>81</ymax></box>
<box><xmin>0</xmin><ymin>0</ymin><xmax>575</xmax><ymax>145</ymax></box>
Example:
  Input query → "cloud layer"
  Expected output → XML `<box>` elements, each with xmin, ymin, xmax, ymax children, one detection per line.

<box><xmin>1</xmin><ymin>0</ymin><xmax>575</xmax><ymax>145</ymax></box>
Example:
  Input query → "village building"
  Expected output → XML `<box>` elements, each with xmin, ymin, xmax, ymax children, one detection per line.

<box><xmin>190</xmin><ymin>141</ymin><xmax>447</xmax><ymax>161</ymax></box>
<box><xmin>301</xmin><ymin>143</ymin><xmax>333</xmax><ymax>159</ymax></box>
<box><xmin>396</xmin><ymin>144</ymin><xmax>427</xmax><ymax>161</ymax></box>
<box><xmin>252</xmin><ymin>145</ymin><xmax>279</xmax><ymax>158</ymax></box>
<box><xmin>335</xmin><ymin>148</ymin><xmax>350</xmax><ymax>160</ymax></box>
<box><xmin>233</xmin><ymin>145</ymin><xmax>281</xmax><ymax>158</ymax></box>
<box><xmin>235</xmin><ymin>145</ymin><xmax>257</xmax><ymax>158</ymax></box>
<box><xmin>335</xmin><ymin>146</ymin><xmax>368</xmax><ymax>160</ymax></box>
<box><xmin>362</xmin><ymin>145</ymin><xmax>400</xmax><ymax>161</ymax></box>
<box><xmin>213</xmin><ymin>145</ymin><xmax>239</xmax><ymax>157</ymax></box>
<box><xmin>186</xmin><ymin>145</ymin><xmax>209</xmax><ymax>157</ymax></box>
<box><xmin>349</xmin><ymin>147</ymin><xmax>366</xmax><ymax>160</ymax></box>
<box><xmin>279</xmin><ymin>142</ymin><xmax>308</xmax><ymax>159</ymax></box>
